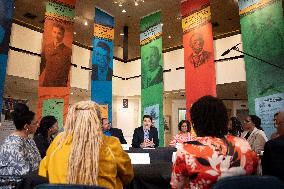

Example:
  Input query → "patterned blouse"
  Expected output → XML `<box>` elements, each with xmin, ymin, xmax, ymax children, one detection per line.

<box><xmin>0</xmin><ymin>135</ymin><xmax>41</xmax><ymax>176</ymax></box>
<box><xmin>169</xmin><ymin>132</ymin><xmax>192</xmax><ymax>147</ymax></box>
<box><xmin>171</xmin><ymin>135</ymin><xmax>258</xmax><ymax>189</ymax></box>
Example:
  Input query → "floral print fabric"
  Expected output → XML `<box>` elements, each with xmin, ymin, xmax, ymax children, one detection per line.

<box><xmin>0</xmin><ymin>135</ymin><xmax>41</xmax><ymax>176</ymax></box>
<box><xmin>169</xmin><ymin>132</ymin><xmax>192</xmax><ymax>147</ymax></box>
<box><xmin>171</xmin><ymin>135</ymin><xmax>258</xmax><ymax>189</ymax></box>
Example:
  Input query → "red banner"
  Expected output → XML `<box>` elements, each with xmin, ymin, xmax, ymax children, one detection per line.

<box><xmin>181</xmin><ymin>0</ymin><xmax>216</xmax><ymax>119</ymax></box>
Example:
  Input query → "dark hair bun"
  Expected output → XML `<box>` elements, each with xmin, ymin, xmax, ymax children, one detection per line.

<box><xmin>11</xmin><ymin>103</ymin><xmax>29</xmax><ymax>119</ymax></box>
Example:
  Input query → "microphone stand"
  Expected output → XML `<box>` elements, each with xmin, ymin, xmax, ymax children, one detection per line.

<box><xmin>222</xmin><ymin>43</ymin><xmax>283</xmax><ymax>69</ymax></box>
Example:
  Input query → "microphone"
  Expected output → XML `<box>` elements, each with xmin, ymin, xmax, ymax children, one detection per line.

<box><xmin>221</xmin><ymin>43</ymin><xmax>241</xmax><ymax>56</ymax></box>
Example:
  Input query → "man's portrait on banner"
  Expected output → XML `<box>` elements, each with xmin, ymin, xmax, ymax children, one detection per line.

<box><xmin>189</xmin><ymin>33</ymin><xmax>211</xmax><ymax>68</ymax></box>
<box><xmin>142</xmin><ymin>45</ymin><xmax>163</xmax><ymax>89</ymax></box>
<box><xmin>40</xmin><ymin>20</ymin><xmax>72</xmax><ymax>87</ymax></box>
<box><xmin>91</xmin><ymin>40</ymin><xmax>113</xmax><ymax>81</ymax></box>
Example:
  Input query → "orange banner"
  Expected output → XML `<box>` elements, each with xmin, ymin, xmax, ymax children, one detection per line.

<box><xmin>181</xmin><ymin>0</ymin><xmax>216</xmax><ymax>119</ymax></box>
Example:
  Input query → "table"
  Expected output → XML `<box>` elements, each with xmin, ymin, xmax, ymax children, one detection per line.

<box><xmin>124</xmin><ymin>162</ymin><xmax>172</xmax><ymax>189</ymax></box>
<box><xmin>126</xmin><ymin>147</ymin><xmax>177</xmax><ymax>163</ymax></box>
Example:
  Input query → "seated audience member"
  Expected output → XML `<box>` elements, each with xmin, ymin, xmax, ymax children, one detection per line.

<box><xmin>169</xmin><ymin>120</ymin><xmax>192</xmax><ymax>147</ymax></box>
<box><xmin>228</xmin><ymin>117</ymin><xmax>243</xmax><ymax>137</ymax></box>
<box><xmin>262</xmin><ymin>111</ymin><xmax>284</xmax><ymax>181</ymax></box>
<box><xmin>34</xmin><ymin>116</ymin><xmax>59</xmax><ymax>158</ymax></box>
<box><xmin>171</xmin><ymin>96</ymin><xmax>258</xmax><ymax>189</ymax></box>
<box><xmin>102</xmin><ymin>118</ymin><xmax>127</xmax><ymax>144</ymax></box>
<box><xmin>241</xmin><ymin>115</ymin><xmax>268</xmax><ymax>153</ymax></box>
<box><xmin>271</xmin><ymin>112</ymin><xmax>280</xmax><ymax>139</ymax></box>
<box><xmin>39</xmin><ymin>101</ymin><xmax>133</xmax><ymax>188</ymax></box>
<box><xmin>132</xmin><ymin>115</ymin><xmax>159</xmax><ymax>148</ymax></box>
<box><xmin>0</xmin><ymin>103</ymin><xmax>41</xmax><ymax>176</ymax></box>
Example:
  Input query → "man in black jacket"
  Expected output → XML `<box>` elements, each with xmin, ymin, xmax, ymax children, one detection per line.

<box><xmin>102</xmin><ymin>118</ymin><xmax>127</xmax><ymax>144</ymax></box>
<box><xmin>262</xmin><ymin>110</ymin><xmax>284</xmax><ymax>181</ymax></box>
<box><xmin>132</xmin><ymin>115</ymin><xmax>159</xmax><ymax>148</ymax></box>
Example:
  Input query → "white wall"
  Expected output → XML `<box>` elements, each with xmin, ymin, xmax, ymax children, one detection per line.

<box><xmin>7</xmin><ymin>23</ymin><xmax>247</xmax><ymax>96</ymax></box>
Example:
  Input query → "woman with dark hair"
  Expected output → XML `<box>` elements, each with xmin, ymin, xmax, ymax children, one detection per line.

<box><xmin>228</xmin><ymin>117</ymin><xmax>243</xmax><ymax>137</ymax></box>
<box><xmin>241</xmin><ymin>115</ymin><xmax>268</xmax><ymax>153</ymax></box>
<box><xmin>171</xmin><ymin>96</ymin><xmax>258</xmax><ymax>189</ymax></box>
<box><xmin>34</xmin><ymin>116</ymin><xmax>58</xmax><ymax>158</ymax></box>
<box><xmin>0</xmin><ymin>103</ymin><xmax>41</xmax><ymax>177</ymax></box>
<box><xmin>169</xmin><ymin>120</ymin><xmax>192</xmax><ymax>147</ymax></box>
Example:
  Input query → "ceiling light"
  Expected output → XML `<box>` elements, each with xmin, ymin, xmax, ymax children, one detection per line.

<box><xmin>119</xmin><ymin>3</ymin><xmax>123</xmax><ymax>6</ymax></box>
<box><xmin>168</xmin><ymin>35</ymin><xmax>171</xmax><ymax>39</ymax></box>
<box><xmin>70</xmin><ymin>92</ymin><xmax>74</xmax><ymax>95</ymax></box>
<box><xmin>73</xmin><ymin>32</ymin><xmax>76</xmax><ymax>35</ymax></box>
<box><xmin>135</xmin><ymin>2</ymin><xmax>139</xmax><ymax>6</ymax></box>
<box><xmin>120</xmin><ymin>33</ymin><xmax>124</xmax><ymax>36</ymax></box>
<box><xmin>122</xmin><ymin>9</ymin><xmax>126</xmax><ymax>13</ymax></box>
<box><xmin>161</xmin><ymin>23</ymin><xmax>163</xmax><ymax>27</ymax></box>
<box><xmin>84</xmin><ymin>21</ymin><xmax>88</xmax><ymax>26</ymax></box>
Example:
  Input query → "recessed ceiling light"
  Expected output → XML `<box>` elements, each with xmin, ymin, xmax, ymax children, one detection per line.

<box><xmin>135</xmin><ymin>2</ymin><xmax>139</xmax><ymax>6</ymax></box>
<box><xmin>122</xmin><ymin>9</ymin><xmax>126</xmax><ymax>13</ymax></box>
<box><xmin>84</xmin><ymin>21</ymin><xmax>88</xmax><ymax>26</ymax></box>
<box><xmin>74</xmin><ymin>32</ymin><xmax>76</xmax><ymax>35</ymax></box>
<box><xmin>120</xmin><ymin>33</ymin><xmax>124</xmax><ymax>36</ymax></box>
<box><xmin>119</xmin><ymin>3</ymin><xmax>122</xmax><ymax>6</ymax></box>
<box><xmin>168</xmin><ymin>35</ymin><xmax>171</xmax><ymax>39</ymax></box>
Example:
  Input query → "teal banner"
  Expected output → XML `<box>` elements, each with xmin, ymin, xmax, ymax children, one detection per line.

<box><xmin>238</xmin><ymin>0</ymin><xmax>284</xmax><ymax>136</ymax></box>
<box><xmin>0</xmin><ymin>0</ymin><xmax>14</xmax><ymax>114</ymax></box>
<box><xmin>91</xmin><ymin>8</ymin><xmax>114</xmax><ymax>123</ymax></box>
<box><xmin>140</xmin><ymin>12</ymin><xmax>164</xmax><ymax>147</ymax></box>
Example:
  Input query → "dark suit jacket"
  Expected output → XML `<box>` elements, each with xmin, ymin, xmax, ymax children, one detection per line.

<box><xmin>92</xmin><ymin>64</ymin><xmax>113</xmax><ymax>81</ymax></box>
<box><xmin>262</xmin><ymin>135</ymin><xmax>284</xmax><ymax>181</ymax></box>
<box><xmin>110</xmin><ymin>128</ymin><xmax>127</xmax><ymax>144</ymax></box>
<box><xmin>40</xmin><ymin>43</ymin><xmax>72</xmax><ymax>87</ymax></box>
<box><xmin>132</xmin><ymin>126</ymin><xmax>159</xmax><ymax>148</ymax></box>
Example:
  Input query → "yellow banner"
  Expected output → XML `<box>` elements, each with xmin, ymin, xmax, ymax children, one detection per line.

<box><xmin>182</xmin><ymin>6</ymin><xmax>211</xmax><ymax>32</ymax></box>
<box><xmin>94</xmin><ymin>24</ymin><xmax>114</xmax><ymax>40</ymax></box>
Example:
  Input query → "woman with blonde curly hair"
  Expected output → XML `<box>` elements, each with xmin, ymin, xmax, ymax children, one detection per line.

<box><xmin>38</xmin><ymin>101</ymin><xmax>133</xmax><ymax>188</ymax></box>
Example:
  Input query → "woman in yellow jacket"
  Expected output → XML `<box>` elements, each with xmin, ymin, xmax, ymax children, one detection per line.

<box><xmin>38</xmin><ymin>101</ymin><xmax>133</xmax><ymax>189</ymax></box>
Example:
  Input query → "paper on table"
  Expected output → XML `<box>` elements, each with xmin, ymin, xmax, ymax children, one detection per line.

<box><xmin>121</xmin><ymin>144</ymin><xmax>130</xmax><ymax>151</ymax></box>
<box><xmin>128</xmin><ymin>153</ymin><xmax>150</xmax><ymax>164</ymax></box>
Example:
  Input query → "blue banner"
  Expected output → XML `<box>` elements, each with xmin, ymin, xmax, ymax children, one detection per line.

<box><xmin>91</xmin><ymin>8</ymin><xmax>114</xmax><ymax>123</ymax></box>
<box><xmin>0</xmin><ymin>0</ymin><xmax>14</xmax><ymax>113</ymax></box>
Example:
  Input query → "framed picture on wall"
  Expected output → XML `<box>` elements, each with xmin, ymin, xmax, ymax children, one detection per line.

<box><xmin>178</xmin><ymin>108</ymin><xmax>186</xmax><ymax>124</ymax></box>
<box><xmin>164</xmin><ymin>115</ymin><xmax>170</xmax><ymax>133</ymax></box>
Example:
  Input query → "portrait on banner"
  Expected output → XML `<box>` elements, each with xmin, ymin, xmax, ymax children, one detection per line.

<box><xmin>40</xmin><ymin>19</ymin><xmax>73</xmax><ymax>87</ymax></box>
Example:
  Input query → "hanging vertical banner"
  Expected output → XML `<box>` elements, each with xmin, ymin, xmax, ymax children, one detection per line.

<box><xmin>0</xmin><ymin>0</ymin><xmax>14</xmax><ymax>115</ymax></box>
<box><xmin>37</xmin><ymin>0</ymin><xmax>75</xmax><ymax>129</ymax></box>
<box><xmin>181</xmin><ymin>0</ymin><xmax>216</xmax><ymax>119</ymax></box>
<box><xmin>91</xmin><ymin>8</ymin><xmax>114</xmax><ymax>123</ymax></box>
<box><xmin>140</xmin><ymin>11</ymin><xmax>164</xmax><ymax>147</ymax></box>
<box><xmin>238</xmin><ymin>0</ymin><xmax>284</xmax><ymax>120</ymax></box>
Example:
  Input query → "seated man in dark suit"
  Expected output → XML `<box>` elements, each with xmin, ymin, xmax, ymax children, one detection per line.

<box><xmin>132</xmin><ymin>115</ymin><xmax>159</xmax><ymax>148</ymax></box>
<box><xmin>102</xmin><ymin>118</ymin><xmax>127</xmax><ymax>144</ymax></box>
<box><xmin>262</xmin><ymin>110</ymin><xmax>284</xmax><ymax>181</ymax></box>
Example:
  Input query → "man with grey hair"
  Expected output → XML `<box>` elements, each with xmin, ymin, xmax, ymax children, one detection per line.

<box><xmin>262</xmin><ymin>110</ymin><xmax>284</xmax><ymax>181</ymax></box>
<box><xmin>189</xmin><ymin>33</ymin><xmax>211</xmax><ymax>68</ymax></box>
<box><xmin>142</xmin><ymin>46</ymin><xmax>163</xmax><ymax>89</ymax></box>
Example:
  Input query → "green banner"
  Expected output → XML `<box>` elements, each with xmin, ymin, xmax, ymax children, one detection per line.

<box><xmin>238</xmin><ymin>0</ymin><xmax>284</xmax><ymax>113</ymax></box>
<box><xmin>140</xmin><ymin>12</ymin><xmax>164</xmax><ymax>147</ymax></box>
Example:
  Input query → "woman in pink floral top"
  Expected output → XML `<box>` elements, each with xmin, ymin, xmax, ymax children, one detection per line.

<box><xmin>171</xmin><ymin>96</ymin><xmax>258</xmax><ymax>189</ymax></box>
<box><xmin>169</xmin><ymin>120</ymin><xmax>192</xmax><ymax>147</ymax></box>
